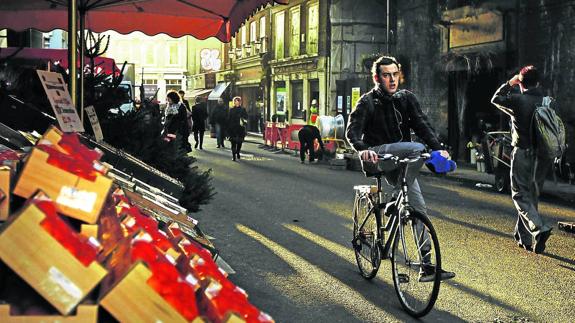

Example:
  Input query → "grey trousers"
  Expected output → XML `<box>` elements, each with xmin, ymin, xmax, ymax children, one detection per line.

<box><xmin>369</xmin><ymin>142</ymin><xmax>427</xmax><ymax>215</ymax></box>
<box><xmin>510</xmin><ymin>147</ymin><xmax>552</xmax><ymax>246</ymax></box>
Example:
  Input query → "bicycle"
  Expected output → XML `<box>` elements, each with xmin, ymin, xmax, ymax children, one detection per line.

<box><xmin>351</xmin><ymin>151</ymin><xmax>445</xmax><ymax>317</ymax></box>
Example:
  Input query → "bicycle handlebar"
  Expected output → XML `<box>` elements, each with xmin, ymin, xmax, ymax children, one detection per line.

<box><xmin>377</xmin><ymin>152</ymin><xmax>431</xmax><ymax>164</ymax></box>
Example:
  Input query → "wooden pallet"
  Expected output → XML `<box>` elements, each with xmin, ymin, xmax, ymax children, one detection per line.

<box><xmin>13</xmin><ymin>148</ymin><xmax>112</xmax><ymax>224</ymax></box>
<box><xmin>0</xmin><ymin>304</ymin><xmax>98</xmax><ymax>323</ymax></box>
<box><xmin>100</xmin><ymin>262</ymin><xmax>199</xmax><ymax>323</ymax></box>
<box><xmin>0</xmin><ymin>166</ymin><xmax>10</xmax><ymax>221</ymax></box>
<box><xmin>0</xmin><ymin>202</ymin><xmax>107</xmax><ymax>315</ymax></box>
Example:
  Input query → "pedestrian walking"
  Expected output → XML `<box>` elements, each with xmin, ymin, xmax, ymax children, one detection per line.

<box><xmin>227</xmin><ymin>96</ymin><xmax>248</xmax><ymax>161</ymax></box>
<box><xmin>298</xmin><ymin>125</ymin><xmax>325</xmax><ymax>164</ymax></box>
<box><xmin>491</xmin><ymin>65</ymin><xmax>554</xmax><ymax>253</ymax></box>
<box><xmin>346</xmin><ymin>55</ymin><xmax>455</xmax><ymax>281</ymax></box>
<box><xmin>191</xmin><ymin>97</ymin><xmax>208</xmax><ymax>150</ymax></box>
<box><xmin>210</xmin><ymin>98</ymin><xmax>228</xmax><ymax>148</ymax></box>
<box><xmin>162</xmin><ymin>91</ymin><xmax>191</xmax><ymax>152</ymax></box>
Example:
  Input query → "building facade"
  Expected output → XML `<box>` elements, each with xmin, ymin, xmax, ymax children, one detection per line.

<box><xmin>103</xmin><ymin>31</ymin><xmax>221</xmax><ymax>104</ymax></box>
<box><xmin>394</xmin><ymin>0</ymin><xmax>575</xmax><ymax>164</ymax></box>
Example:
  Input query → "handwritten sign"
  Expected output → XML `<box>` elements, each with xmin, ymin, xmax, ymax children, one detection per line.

<box><xmin>85</xmin><ymin>105</ymin><xmax>103</xmax><ymax>142</ymax></box>
<box><xmin>37</xmin><ymin>70</ymin><xmax>84</xmax><ymax>132</ymax></box>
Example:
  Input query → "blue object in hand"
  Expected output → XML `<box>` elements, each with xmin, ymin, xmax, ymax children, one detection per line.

<box><xmin>425</xmin><ymin>151</ymin><xmax>457</xmax><ymax>174</ymax></box>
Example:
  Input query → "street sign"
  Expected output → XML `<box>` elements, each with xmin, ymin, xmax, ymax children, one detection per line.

<box><xmin>85</xmin><ymin>105</ymin><xmax>104</xmax><ymax>142</ymax></box>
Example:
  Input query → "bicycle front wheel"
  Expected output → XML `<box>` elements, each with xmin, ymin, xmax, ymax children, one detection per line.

<box><xmin>391</xmin><ymin>212</ymin><xmax>441</xmax><ymax>317</ymax></box>
<box><xmin>352</xmin><ymin>192</ymin><xmax>380</xmax><ymax>279</ymax></box>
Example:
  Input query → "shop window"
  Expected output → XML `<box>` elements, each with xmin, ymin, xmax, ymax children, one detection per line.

<box><xmin>307</xmin><ymin>3</ymin><xmax>319</xmax><ymax>55</ymax></box>
<box><xmin>291</xmin><ymin>81</ymin><xmax>304</xmax><ymax>119</ymax></box>
<box><xmin>166</xmin><ymin>79</ymin><xmax>182</xmax><ymax>93</ymax></box>
<box><xmin>289</xmin><ymin>6</ymin><xmax>300</xmax><ymax>57</ymax></box>
<box><xmin>274</xmin><ymin>11</ymin><xmax>285</xmax><ymax>59</ymax></box>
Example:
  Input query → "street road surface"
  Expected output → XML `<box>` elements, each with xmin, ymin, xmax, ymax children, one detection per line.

<box><xmin>192</xmin><ymin>137</ymin><xmax>575</xmax><ymax>323</ymax></box>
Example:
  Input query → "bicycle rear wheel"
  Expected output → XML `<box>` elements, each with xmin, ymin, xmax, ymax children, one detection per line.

<box><xmin>352</xmin><ymin>192</ymin><xmax>380</xmax><ymax>279</ymax></box>
<box><xmin>391</xmin><ymin>212</ymin><xmax>441</xmax><ymax>317</ymax></box>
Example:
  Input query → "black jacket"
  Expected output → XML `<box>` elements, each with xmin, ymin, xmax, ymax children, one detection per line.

<box><xmin>298</xmin><ymin>125</ymin><xmax>325</xmax><ymax>150</ymax></box>
<box><xmin>227</xmin><ymin>106</ymin><xmax>248</xmax><ymax>138</ymax></box>
<box><xmin>210</xmin><ymin>103</ymin><xmax>228</xmax><ymax>125</ymax></box>
<box><xmin>346</xmin><ymin>87</ymin><xmax>442</xmax><ymax>152</ymax></box>
<box><xmin>191</xmin><ymin>103</ymin><xmax>208</xmax><ymax>131</ymax></box>
<box><xmin>491</xmin><ymin>83</ymin><xmax>546</xmax><ymax>149</ymax></box>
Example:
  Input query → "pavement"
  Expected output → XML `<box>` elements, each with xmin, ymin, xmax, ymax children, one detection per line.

<box><xmin>245</xmin><ymin>131</ymin><xmax>575</xmax><ymax>206</ymax></box>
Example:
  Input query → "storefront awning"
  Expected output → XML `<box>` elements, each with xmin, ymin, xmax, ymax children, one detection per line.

<box><xmin>208</xmin><ymin>82</ymin><xmax>231</xmax><ymax>101</ymax></box>
<box><xmin>188</xmin><ymin>88</ymin><xmax>213</xmax><ymax>98</ymax></box>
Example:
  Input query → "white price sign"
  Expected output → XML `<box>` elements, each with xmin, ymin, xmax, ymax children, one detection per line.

<box><xmin>37</xmin><ymin>70</ymin><xmax>84</xmax><ymax>132</ymax></box>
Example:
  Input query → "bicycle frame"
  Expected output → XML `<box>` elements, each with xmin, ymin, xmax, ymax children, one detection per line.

<box><xmin>355</xmin><ymin>158</ymin><xmax>416</xmax><ymax>261</ymax></box>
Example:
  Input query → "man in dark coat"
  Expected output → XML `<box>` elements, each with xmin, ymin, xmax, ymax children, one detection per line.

<box><xmin>346</xmin><ymin>55</ymin><xmax>454</xmax><ymax>282</ymax></box>
<box><xmin>298</xmin><ymin>125</ymin><xmax>325</xmax><ymax>164</ymax></box>
<box><xmin>491</xmin><ymin>65</ymin><xmax>553</xmax><ymax>253</ymax></box>
<box><xmin>191</xmin><ymin>97</ymin><xmax>208</xmax><ymax>149</ymax></box>
<box><xmin>210</xmin><ymin>98</ymin><xmax>228</xmax><ymax>148</ymax></box>
<box><xmin>227</xmin><ymin>96</ymin><xmax>248</xmax><ymax>161</ymax></box>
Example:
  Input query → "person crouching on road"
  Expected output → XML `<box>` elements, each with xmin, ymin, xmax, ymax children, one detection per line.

<box><xmin>298</xmin><ymin>125</ymin><xmax>325</xmax><ymax>164</ymax></box>
<box><xmin>227</xmin><ymin>96</ymin><xmax>248</xmax><ymax>161</ymax></box>
<box><xmin>490</xmin><ymin>66</ymin><xmax>553</xmax><ymax>254</ymax></box>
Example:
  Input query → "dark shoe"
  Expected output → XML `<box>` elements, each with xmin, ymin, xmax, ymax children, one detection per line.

<box><xmin>232</xmin><ymin>157</ymin><xmax>236</xmax><ymax>161</ymax></box>
<box><xmin>518</xmin><ymin>242</ymin><xmax>533</xmax><ymax>252</ymax></box>
<box><xmin>200</xmin><ymin>147</ymin><xmax>203</xmax><ymax>150</ymax></box>
<box><xmin>217</xmin><ymin>145</ymin><xmax>221</xmax><ymax>148</ymax></box>
<box><xmin>194</xmin><ymin>143</ymin><xmax>198</xmax><ymax>149</ymax></box>
<box><xmin>300</xmin><ymin>160</ymin><xmax>305</xmax><ymax>164</ymax></box>
<box><xmin>236</xmin><ymin>153</ymin><xmax>241</xmax><ymax>160</ymax></box>
<box><xmin>419</xmin><ymin>266</ymin><xmax>455</xmax><ymax>283</ymax></box>
<box><xmin>533</xmin><ymin>229</ymin><xmax>552</xmax><ymax>254</ymax></box>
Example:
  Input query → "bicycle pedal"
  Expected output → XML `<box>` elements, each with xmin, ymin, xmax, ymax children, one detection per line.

<box><xmin>397</xmin><ymin>273</ymin><xmax>410</xmax><ymax>284</ymax></box>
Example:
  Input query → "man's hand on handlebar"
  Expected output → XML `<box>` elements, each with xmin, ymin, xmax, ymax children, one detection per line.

<box><xmin>438</xmin><ymin>150</ymin><xmax>451</xmax><ymax>160</ymax></box>
<box><xmin>359</xmin><ymin>150</ymin><xmax>379</xmax><ymax>163</ymax></box>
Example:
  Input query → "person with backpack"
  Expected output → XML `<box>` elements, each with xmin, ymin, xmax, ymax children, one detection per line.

<box><xmin>346</xmin><ymin>55</ymin><xmax>455</xmax><ymax>282</ymax></box>
<box><xmin>491</xmin><ymin>65</ymin><xmax>560</xmax><ymax>254</ymax></box>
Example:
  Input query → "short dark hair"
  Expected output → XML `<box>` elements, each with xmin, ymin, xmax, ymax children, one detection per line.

<box><xmin>372</xmin><ymin>55</ymin><xmax>401</xmax><ymax>83</ymax></box>
<box><xmin>166</xmin><ymin>91</ymin><xmax>181</xmax><ymax>104</ymax></box>
<box><xmin>520</xmin><ymin>65</ymin><xmax>540</xmax><ymax>88</ymax></box>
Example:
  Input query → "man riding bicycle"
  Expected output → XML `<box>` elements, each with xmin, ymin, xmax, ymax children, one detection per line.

<box><xmin>345</xmin><ymin>55</ymin><xmax>455</xmax><ymax>281</ymax></box>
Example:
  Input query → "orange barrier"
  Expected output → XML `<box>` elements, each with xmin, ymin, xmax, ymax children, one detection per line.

<box><xmin>265</xmin><ymin>122</ymin><xmax>339</xmax><ymax>153</ymax></box>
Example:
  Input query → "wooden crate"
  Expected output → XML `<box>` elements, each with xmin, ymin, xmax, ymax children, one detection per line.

<box><xmin>0</xmin><ymin>166</ymin><xmax>10</xmax><ymax>221</ymax></box>
<box><xmin>40</xmin><ymin>126</ymin><xmax>66</xmax><ymax>153</ymax></box>
<box><xmin>0</xmin><ymin>304</ymin><xmax>98</xmax><ymax>323</ymax></box>
<box><xmin>13</xmin><ymin>148</ymin><xmax>112</xmax><ymax>224</ymax></box>
<box><xmin>0</xmin><ymin>203</ymin><xmax>107</xmax><ymax>315</ymax></box>
<box><xmin>100</xmin><ymin>262</ymin><xmax>193</xmax><ymax>323</ymax></box>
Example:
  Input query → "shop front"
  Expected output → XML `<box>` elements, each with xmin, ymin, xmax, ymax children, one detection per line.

<box><xmin>235</xmin><ymin>66</ymin><xmax>264</xmax><ymax>133</ymax></box>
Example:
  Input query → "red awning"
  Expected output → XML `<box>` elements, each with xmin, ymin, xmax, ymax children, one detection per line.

<box><xmin>0</xmin><ymin>47</ymin><xmax>119</xmax><ymax>75</ymax></box>
<box><xmin>0</xmin><ymin>0</ymin><xmax>289</xmax><ymax>42</ymax></box>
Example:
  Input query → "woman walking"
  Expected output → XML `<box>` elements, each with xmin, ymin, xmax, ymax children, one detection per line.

<box><xmin>227</xmin><ymin>96</ymin><xmax>248</xmax><ymax>161</ymax></box>
<box><xmin>162</xmin><ymin>91</ymin><xmax>190</xmax><ymax>152</ymax></box>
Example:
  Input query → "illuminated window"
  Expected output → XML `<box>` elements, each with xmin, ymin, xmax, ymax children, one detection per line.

<box><xmin>289</xmin><ymin>6</ymin><xmax>300</xmax><ymax>57</ymax></box>
<box><xmin>307</xmin><ymin>3</ymin><xmax>319</xmax><ymax>54</ymax></box>
<box><xmin>241</xmin><ymin>25</ymin><xmax>247</xmax><ymax>45</ymax></box>
<box><xmin>274</xmin><ymin>11</ymin><xmax>285</xmax><ymax>59</ymax></box>
<box><xmin>168</xmin><ymin>42</ymin><xmax>179</xmax><ymax>65</ymax></box>
<box><xmin>250</xmin><ymin>21</ymin><xmax>257</xmax><ymax>43</ymax></box>
<box><xmin>259</xmin><ymin>16</ymin><xmax>266</xmax><ymax>39</ymax></box>
<box><xmin>143</xmin><ymin>43</ymin><xmax>156</xmax><ymax>66</ymax></box>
